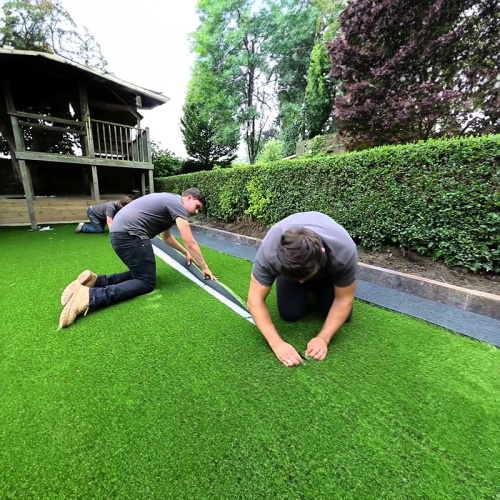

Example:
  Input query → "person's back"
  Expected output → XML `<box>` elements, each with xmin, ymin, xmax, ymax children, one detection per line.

<box><xmin>253</xmin><ymin>211</ymin><xmax>358</xmax><ymax>287</ymax></box>
<box><xmin>76</xmin><ymin>197</ymin><xmax>132</xmax><ymax>234</ymax></box>
<box><xmin>111</xmin><ymin>193</ymin><xmax>187</xmax><ymax>239</ymax></box>
<box><xmin>91</xmin><ymin>201</ymin><xmax>121</xmax><ymax>221</ymax></box>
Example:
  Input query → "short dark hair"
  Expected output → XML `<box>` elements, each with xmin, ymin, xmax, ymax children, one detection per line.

<box><xmin>119</xmin><ymin>196</ymin><xmax>133</xmax><ymax>207</ymax></box>
<box><xmin>182</xmin><ymin>188</ymin><xmax>206</xmax><ymax>207</ymax></box>
<box><xmin>276</xmin><ymin>228</ymin><xmax>323</xmax><ymax>280</ymax></box>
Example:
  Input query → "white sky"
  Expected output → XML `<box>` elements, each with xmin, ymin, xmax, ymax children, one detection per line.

<box><xmin>62</xmin><ymin>0</ymin><xmax>200</xmax><ymax>158</ymax></box>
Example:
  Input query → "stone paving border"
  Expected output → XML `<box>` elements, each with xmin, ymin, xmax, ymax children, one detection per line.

<box><xmin>190</xmin><ymin>224</ymin><xmax>499</xmax><ymax>321</ymax></box>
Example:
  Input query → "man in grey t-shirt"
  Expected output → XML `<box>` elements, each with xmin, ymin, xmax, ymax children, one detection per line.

<box><xmin>248</xmin><ymin>212</ymin><xmax>357</xmax><ymax>367</ymax></box>
<box><xmin>59</xmin><ymin>188</ymin><xmax>217</xmax><ymax>328</ymax></box>
<box><xmin>75</xmin><ymin>197</ymin><xmax>133</xmax><ymax>234</ymax></box>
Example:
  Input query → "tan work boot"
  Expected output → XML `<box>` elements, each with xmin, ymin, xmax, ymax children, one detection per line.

<box><xmin>59</xmin><ymin>283</ymin><xmax>90</xmax><ymax>328</ymax></box>
<box><xmin>61</xmin><ymin>270</ymin><xmax>98</xmax><ymax>305</ymax></box>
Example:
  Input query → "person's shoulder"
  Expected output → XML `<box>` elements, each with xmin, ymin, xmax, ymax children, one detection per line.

<box><xmin>277</xmin><ymin>211</ymin><xmax>330</xmax><ymax>225</ymax></box>
<box><xmin>160</xmin><ymin>192</ymin><xmax>181</xmax><ymax>201</ymax></box>
<box><xmin>163</xmin><ymin>193</ymin><xmax>187</xmax><ymax>216</ymax></box>
<box><xmin>258</xmin><ymin>224</ymin><xmax>282</xmax><ymax>258</ymax></box>
<box><xmin>142</xmin><ymin>192</ymin><xmax>175</xmax><ymax>204</ymax></box>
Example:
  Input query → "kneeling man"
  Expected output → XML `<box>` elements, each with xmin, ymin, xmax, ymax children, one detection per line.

<box><xmin>247</xmin><ymin>212</ymin><xmax>357</xmax><ymax>367</ymax></box>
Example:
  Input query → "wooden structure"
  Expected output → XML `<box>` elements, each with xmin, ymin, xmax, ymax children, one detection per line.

<box><xmin>0</xmin><ymin>194</ymin><xmax>128</xmax><ymax>226</ymax></box>
<box><xmin>0</xmin><ymin>47</ymin><xmax>169</xmax><ymax>229</ymax></box>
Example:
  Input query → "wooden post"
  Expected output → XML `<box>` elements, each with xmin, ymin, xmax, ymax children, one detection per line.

<box><xmin>91</xmin><ymin>165</ymin><xmax>100</xmax><ymax>204</ymax></box>
<box><xmin>79</xmin><ymin>83</ymin><xmax>90</xmax><ymax>157</ymax></box>
<box><xmin>141</xmin><ymin>172</ymin><xmax>146</xmax><ymax>196</ymax></box>
<box><xmin>89</xmin><ymin>170</ymin><xmax>95</xmax><ymax>199</ymax></box>
<box><xmin>80</xmin><ymin>83</ymin><xmax>100</xmax><ymax>202</ymax></box>
<box><xmin>18</xmin><ymin>159</ymin><xmax>37</xmax><ymax>228</ymax></box>
<box><xmin>3</xmin><ymin>81</ymin><xmax>37</xmax><ymax>229</ymax></box>
<box><xmin>146</xmin><ymin>128</ymin><xmax>154</xmax><ymax>194</ymax></box>
<box><xmin>148</xmin><ymin>170</ymin><xmax>155</xmax><ymax>194</ymax></box>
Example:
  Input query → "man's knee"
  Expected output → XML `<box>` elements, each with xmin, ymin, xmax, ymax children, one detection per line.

<box><xmin>278</xmin><ymin>306</ymin><xmax>306</xmax><ymax>323</ymax></box>
<box><xmin>141</xmin><ymin>277</ymin><xmax>156</xmax><ymax>295</ymax></box>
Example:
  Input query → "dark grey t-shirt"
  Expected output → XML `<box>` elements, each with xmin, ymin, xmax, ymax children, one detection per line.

<box><xmin>252</xmin><ymin>212</ymin><xmax>358</xmax><ymax>287</ymax></box>
<box><xmin>90</xmin><ymin>201</ymin><xmax>121</xmax><ymax>221</ymax></box>
<box><xmin>110</xmin><ymin>193</ymin><xmax>188</xmax><ymax>239</ymax></box>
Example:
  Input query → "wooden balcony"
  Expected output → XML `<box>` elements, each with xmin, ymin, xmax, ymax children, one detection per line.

<box><xmin>11</xmin><ymin>112</ymin><xmax>153</xmax><ymax>170</ymax></box>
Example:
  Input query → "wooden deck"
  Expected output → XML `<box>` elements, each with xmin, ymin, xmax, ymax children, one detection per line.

<box><xmin>0</xmin><ymin>195</ymin><xmax>128</xmax><ymax>226</ymax></box>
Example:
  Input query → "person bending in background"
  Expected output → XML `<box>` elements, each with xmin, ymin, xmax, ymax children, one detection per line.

<box><xmin>75</xmin><ymin>197</ymin><xmax>133</xmax><ymax>234</ymax></box>
<box><xmin>247</xmin><ymin>212</ymin><xmax>357</xmax><ymax>367</ymax></box>
<box><xmin>59</xmin><ymin>188</ymin><xmax>217</xmax><ymax>328</ymax></box>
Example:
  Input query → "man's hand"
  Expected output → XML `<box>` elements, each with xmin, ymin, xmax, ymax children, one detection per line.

<box><xmin>201</xmin><ymin>267</ymin><xmax>218</xmax><ymax>281</ymax></box>
<box><xmin>306</xmin><ymin>337</ymin><xmax>328</xmax><ymax>360</ymax></box>
<box><xmin>185</xmin><ymin>252</ymin><xmax>193</xmax><ymax>265</ymax></box>
<box><xmin>272</xmin><ymin>341</ymin><xmax>303</xmax><ymax>367</ymax></box>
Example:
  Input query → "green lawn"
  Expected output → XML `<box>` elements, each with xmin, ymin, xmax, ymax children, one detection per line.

<box><xmin>1</xmin><ymin>226</ymin><xmax>499</xmax><ymax>499</ymax></box>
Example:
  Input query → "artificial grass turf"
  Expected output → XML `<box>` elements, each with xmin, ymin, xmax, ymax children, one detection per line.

<box><xmin>1</xmin><ymin>226</ymin><xmax>499</xmax><ymax>498</ymax></box>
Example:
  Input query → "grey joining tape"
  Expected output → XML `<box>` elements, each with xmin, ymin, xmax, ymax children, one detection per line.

<box><xmin>152</xmin><ymin>237</ymin><xmax>254</xmax><ymax>324</ymax></box>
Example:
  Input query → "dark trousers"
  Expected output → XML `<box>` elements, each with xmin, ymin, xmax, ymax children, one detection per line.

<box><xmin>276</xmin><ymin>274</ymin><xmax>353</xmax><ymax>323</ymax></box>
<box><xmin>80</xmin><ymin>208</ymin><xmax>106</xmax><ymax>233</ymax></box>
<box><xmin>89</xmin><ymin>232</ymin><xmax>156</xmax><ymax>310</ymax></box>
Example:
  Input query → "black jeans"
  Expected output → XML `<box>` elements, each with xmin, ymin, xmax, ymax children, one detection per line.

<box><xmin>80</xmin><ymin>208</ymin><xmax>106</xmax><ymax>233</ymax></box>
<box><xmin>276</xmin><ymin>274</ymin><xmax>353</xmax><ymax>323</ymax></box>
<box><xmin>89</xmin><ymin>232</ymin><xmax>156</xmax><ymax>310</ymax></box>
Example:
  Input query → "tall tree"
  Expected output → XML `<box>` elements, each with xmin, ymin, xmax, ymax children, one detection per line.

<box><xmin>301</xmin><ymin>0</ymin><xmax>344</xmax><ymax>140</ymax></box>
<box><xmin>180</xmin><ymin>100</ymin><xmax>239</xmax><ymax>171</ymax></box>
<box><xmin>190</xmin><ymin>0</ymin><xmax>318</xmax><ymax>163</ymax></box>
<box><xmin>190</xmin><ymin>0</ymin><xmax>268</xmax><ymax>164</ymax></box>
<box><xmin>0</xmin><ymin>0</ymin><xmax>106</xmax><ymax>68</ymax></box>
<box><xmin>180</xmin><ymin>57</ymin><xmax>240</xmax><ymax>170</ymax></box>
<box><xmin>0</xmin><ymin>0</ymin><xmax>107</xmax><ymax>181</ymax></box>
<box><xmin>326</xmin><ymin>0</ymin><xmax>500</xmax><ymax>149</ymax></box>
<box><xmin>263</xmin><ymin>0</ymin><xmax>318</xmax><ymax>156</ymax></box>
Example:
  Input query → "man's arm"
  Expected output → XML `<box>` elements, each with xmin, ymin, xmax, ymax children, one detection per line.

<box><xmin>306</xmin><ymin>280</ymin><xmax>356</xmax><ymax>360</ymax></box>
<box><xmin>160</xmin><ymin>228</ymin><xmax>192</xmax><ymax>261</ymax></box>
<box><xmin>106</xmin><ymin>216</ymin><xmax>113</xmax><ymax>229</ymax></box>
<box><xmin>175</xmin><ymin>218</ymin><xmax>217</xmax><ymax>280</ymax></box>
<box><xmin>247</xmin><ymin>273</ymin><xmax>303</xmax><ymax>367</ymax></box>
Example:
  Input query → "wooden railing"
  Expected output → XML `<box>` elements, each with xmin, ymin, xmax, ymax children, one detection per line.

<box><xmin>10</xmin><ymin>111</ymin><xmax>151</xmax><ymax>166</ymax></box>
<box><xmin>13</xmin><ymin>110</ymin><xmax>86</xmax><ymax>136</ymax></box>
<box><xmin>89</xmin><ymin>119</ymin><xmax>149</xmax><ymax>163</ymax></box>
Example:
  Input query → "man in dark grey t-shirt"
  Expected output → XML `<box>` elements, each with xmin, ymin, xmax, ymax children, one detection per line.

<box><xmin>75</xmin><ymin>197</ymin><xmax>133</xmax><ymax>234</ymax></box>
<box><xmin>248</xmin><ymin>212</ymin><xmax>357</xmax><ymax>367</ymax></box>
<box><xmin>59</xmin><ymin>188</ymin><xmax>217</xmax><ymax>328</ymax></box>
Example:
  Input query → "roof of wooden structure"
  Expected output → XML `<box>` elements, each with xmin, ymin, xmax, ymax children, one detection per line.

<box><xmin>0</xmin><ymin>47</ymin><xmax>170</xmax><ymax>110</ymax></box>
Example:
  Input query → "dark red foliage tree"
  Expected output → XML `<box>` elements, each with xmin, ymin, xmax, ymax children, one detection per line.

<box><xmin>326</xmin><ymin>0</ymin><xmax>499</xmax><ymax>149</ymax></box>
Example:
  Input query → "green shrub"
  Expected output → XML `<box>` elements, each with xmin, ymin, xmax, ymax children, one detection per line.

<box><xmin>151</xmin><ymin>142</ymin><xmax>183</xmax><ymax>178</ymax></box>
<box><xmin>255</xmin><ymin>139</ymin><xmax>284</xmax><ymax>164</ymax></box>
<box><xmin>309</xmin><ymin>135</ymin><xmax>328</xmax><ymax>156</ymax></box>
<box><xmin>156</xmin><ymin>135</ymin><xmax>500</xmax><ymax>272</ymax></box>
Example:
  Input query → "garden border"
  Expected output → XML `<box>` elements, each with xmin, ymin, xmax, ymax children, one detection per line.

<box><xmin>189</xmin><ymin>224</ymin><xmax>500</xmax><ymax>321</ymax></box>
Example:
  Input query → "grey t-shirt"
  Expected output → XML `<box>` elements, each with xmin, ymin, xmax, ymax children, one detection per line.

<box><xmin>111</xmin><ymin>193</ymin><xmax>188</xmax><ymax>239</ymax></box>
<box><xmin>90</xmin><ymin>201</ymin><xmax>121</xmax><ymax>221</ymax></box>
<box><xmin>252</xmin><ymin>212</ymin><xmax>358</xmax><ymax>287</ymax></box>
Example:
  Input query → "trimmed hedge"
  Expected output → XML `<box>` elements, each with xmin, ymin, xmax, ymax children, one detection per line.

<box><xmin>157</xmin><ymin>135</ymin><xmax>500</xmax><ymax>272</ymax></box>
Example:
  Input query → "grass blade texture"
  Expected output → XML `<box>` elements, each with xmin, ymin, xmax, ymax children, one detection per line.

<box><xmin>1</xmin><ymin>226</ymin><xmax>499</xmax><ymax>498</ymax></box>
